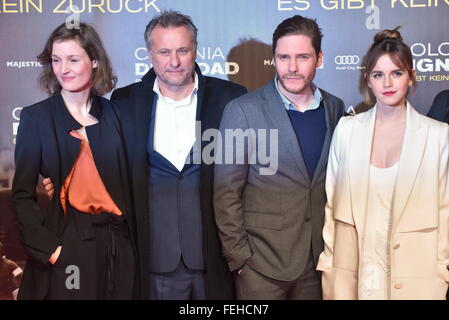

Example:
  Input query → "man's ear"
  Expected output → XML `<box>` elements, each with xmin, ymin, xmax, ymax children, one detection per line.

<box><xmin>316</xmin><ymin>51</ymin><xmax>323</xmax><ymax>69</ymax></box>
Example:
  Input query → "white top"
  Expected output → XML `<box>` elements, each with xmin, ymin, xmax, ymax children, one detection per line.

<box><xmin>153</xmin><ymin>73</ymin><xmax>199</xmax><ymax>172</ymax></box>
<box><xmin>359</xmin><ymin>162</ymin><xmax>399</xmax><ymax>300</ymax></box>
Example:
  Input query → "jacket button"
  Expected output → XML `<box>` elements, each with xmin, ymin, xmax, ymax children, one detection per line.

<box><xmin>393</xmin><ymin>243</ymin><xmax>400</xmax><ymax>249</ymax></box>
<box><xmin>394</xmin><ymin>283</ymin><xmax>403</xmax><ymax>289</ymax></box>
<box><xmin>305</xmin><ymin>217</ymin><xmax>311</xmax><ymax>222</ymax></box>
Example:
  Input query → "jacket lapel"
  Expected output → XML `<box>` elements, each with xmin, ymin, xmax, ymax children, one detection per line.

<box><xmin>349</xmin><ymin>107</ymin><xmax>376</xmax><ymax>234</ymax></box>
<box><xmin>392</xmin><ymin>103</ymin><xmax>427</xmax><ymax>232</ymax></box>
<box><xmin>133</xmin><ymin>74</ymin><xmax>156</xmax><ymax>179</ymax></box>
<box><xmin>195</xmin><ymin>66</ymin><xmax>209</xmax><ymax>155</ymax></box>
<box><xmin>311</xmin><ymin>91</ymin><xmax>337</xmax><ymax>186</ymax></box>
<box><xmin>195</xmin><ymin>65</ymin><xmax>205</xmax><ymax>123</ymax></box>
<box><xmin>84</xmin><ymin>97</ymin><xmax>128</xmax><ymax>216</ymax></box>
<box><xmin>50</xmin><ymin>94</ymin><xmax>82</xmax><ymax>188</ymax></box>
<box><xmin>262</xmin><ymin>81</ymin><xmax>310</xmax><ymax>184</ymax></box>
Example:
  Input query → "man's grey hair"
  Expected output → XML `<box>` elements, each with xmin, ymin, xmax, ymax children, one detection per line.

<box><xmin>144</xmin><ymin>10</ymin><xmax>198</xmax><ymax>50</ymax></box>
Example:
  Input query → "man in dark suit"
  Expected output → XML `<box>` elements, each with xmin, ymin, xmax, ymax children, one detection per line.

<box><xmin>111</xmin><ymin>11</ymin><xmax>246</xmax><ymax>299</ymax></box>
<box><xmin>427</xmin><ymin>89</ymin><xmax>449</xmax><ymax>301</ymax></box>
<box><xmin>427</xmin><ymin>90</ymin><xmax>449</xmax><ymax>123</ymax></box>
<box><xmin>213</xmin><ymin>15</ymin><xmax>345</xmax><ymax>299</ymax></box>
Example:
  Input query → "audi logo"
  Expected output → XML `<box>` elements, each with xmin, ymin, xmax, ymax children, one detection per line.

<box><xmin>334</xmin><ymin>55</ymin><xmax>360</xmax><ymax>65</ymax></box>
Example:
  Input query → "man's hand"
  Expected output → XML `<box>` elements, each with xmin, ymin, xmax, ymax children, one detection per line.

<box><xmin>42</xmin><ymin>177</ymin><xmax>54</xmax><ymax>199</ymax></box>
<box><xmin>237</xmin><ymin>265</ymin><xmax>247</xmax><ymax>275</ymax></box>
<box><xmin>49</xmin><ymin>246</ymin><xmax>62</xmax><ymax>264</ymax></box>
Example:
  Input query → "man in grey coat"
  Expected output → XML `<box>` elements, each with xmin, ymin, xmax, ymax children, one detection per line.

<box><xmin>213</xmin><ymin>15</ymin><xmax>345</xmax><ymax>299</ymax></box>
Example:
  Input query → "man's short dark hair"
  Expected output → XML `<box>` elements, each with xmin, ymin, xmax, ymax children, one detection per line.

<box><xmin>272</xmin><ymin>15</ymin><xmax>323</xmax><ymax>56</ymax></box>
<box><xmin>144</xmin><ymin>10</ymin><xmax>198</xmax><ymax>49</ymax></box>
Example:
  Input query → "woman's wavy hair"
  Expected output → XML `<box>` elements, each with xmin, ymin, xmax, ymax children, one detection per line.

<box><xmin>38</xmin><ymin>22</ymin><xmax>116</xmax><ymax>95</ymax></box>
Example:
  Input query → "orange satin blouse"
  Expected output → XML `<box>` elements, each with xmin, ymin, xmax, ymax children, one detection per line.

<box><xmin>60</xmin><ymin>129</ymin><xmax>122</xmax><ymax>216</ymax></box>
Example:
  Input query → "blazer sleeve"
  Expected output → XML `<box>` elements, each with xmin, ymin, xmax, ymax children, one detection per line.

<box><xmin>12</xmin><ymin>108</ymin><xmax>61</xmax><ymax>266</ymax></box>
<box><xmin>213</xmin><ymin>99</ymin><xmax>252</xmax><ymax>272</ymax></box>
<box><xmin>437</xmin><ymin>123</ymin><xmax>449</xmax><ymax>282</ymax></box>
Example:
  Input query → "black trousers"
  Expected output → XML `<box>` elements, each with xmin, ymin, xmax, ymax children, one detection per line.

<box><xmin>236</xmin><ymin>250</ymin><xmax>322</xmax><ymax>300</ymax></box>
<box><xmin>46</xmin><ymin>208</ymin><xmax>135</xmax><ymax>299</ymax></box>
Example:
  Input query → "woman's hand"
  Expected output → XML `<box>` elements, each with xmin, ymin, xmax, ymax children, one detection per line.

<box><xmin>42</xmin><ymin>177</ymin><xmax>54</xmax><ymax>199</ymax></box>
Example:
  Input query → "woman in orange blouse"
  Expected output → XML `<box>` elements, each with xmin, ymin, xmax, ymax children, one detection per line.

<box><xmin>12</xmin><ymin>22</ymin><xmax>136</xmax><ymax>299</ymax></box>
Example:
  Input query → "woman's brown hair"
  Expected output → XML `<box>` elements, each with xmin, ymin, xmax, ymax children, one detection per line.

<box><xmin>360</xmin><ymin>27</ymin><xmax>416</xmax><ymax>106</ymax></box>
<box><xmin>38</xmin><ymin>22</ymin><xmax>117</xmax><ymax>95</ymax></box>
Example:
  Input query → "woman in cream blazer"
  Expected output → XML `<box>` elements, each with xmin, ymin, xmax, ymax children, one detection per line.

<box><xmin>317</xmin><ymin>29</ymin><xmax>449</xmax><ymax>300</ymax></box>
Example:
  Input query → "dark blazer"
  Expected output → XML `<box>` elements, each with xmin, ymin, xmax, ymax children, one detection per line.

<box><xmin>214</xmin><ymin>80</ymin><xmax>345</xmax><ymax>281</ymax></box>
<box><xmin>110</xmin><ymin>64</ymin><xmax>247</xmax><ymax>299</ymax></box>
<box><xmin>427</xmin><ymin>90</ymin><xmax>449</xmax><ymax>300</ymax></box>
<box><xmin>427</xmin><ymin>90</ymin><xmax>449</xmax><ymax>123</ymax></box>
<box><xmin>12</xmin><ymin>94</ymin><xmax>134</xmax><ymax>299</ymax></box>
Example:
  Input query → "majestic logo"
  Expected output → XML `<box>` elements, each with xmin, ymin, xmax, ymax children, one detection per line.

<box><xmin>6</xmin><ymin>61</ymin><xmax>42</xmax><ymax>68</ymax></box>
<box><xmin>334</xmin><ymin>55</ymin><xmax>360</xmax><ymax>65</ymax></box>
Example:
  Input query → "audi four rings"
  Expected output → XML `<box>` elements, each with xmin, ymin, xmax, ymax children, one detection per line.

<box><xmin>334</xmin><ymin>55</ymin><xmax>360</xmax><ymax>65</ymax></box>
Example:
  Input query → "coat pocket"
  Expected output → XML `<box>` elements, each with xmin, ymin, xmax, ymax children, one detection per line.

<box><xmin>53</xmin><ymin>236</ymin><xmax>69</xmax><ymax>268</ymax></box>
<box><xmin>334</xmin><ymin>210</ymin><xmax>356</xmax><ymax>226</ymax></box>
<box><xmin>333</xmin><ymin>217</ymin><xmax>359</xmax><ymax>273</ymax></box>
<box><xmin>53</xmin><ymin>216</ymin><xmax>78</xmax><ymax>268</ymax></box>
<box><xmin>244</xmin><ymin>212</ymin><xmax>283</xmax><ymax>230</ymax></box>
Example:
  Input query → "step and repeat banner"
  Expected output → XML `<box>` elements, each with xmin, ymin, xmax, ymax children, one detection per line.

<box><xmin>0</xmin><ymin>0</ymin><xmax>448</xmax><ymax>258</ymax></box>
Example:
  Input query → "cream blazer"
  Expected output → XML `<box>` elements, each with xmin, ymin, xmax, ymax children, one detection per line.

<box><xmin>317</xmin><ymin>103</ymin><xmax>449</xmax><ymax>300</ymax></box>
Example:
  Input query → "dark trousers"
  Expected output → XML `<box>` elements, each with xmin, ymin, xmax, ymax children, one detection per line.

<box><xmin>46</xmin><ymin>209</ymin><xmax>135</xmax><ymax>299</ymax></box>
<box><xmin>149</xmin><ymin>258</ymin><xmax>205</xmax><ymax>300</ymax></box>
<box><xmin>236</xmin><ymin>254</ymin><xmax>322</xmax><ymax>300</ymax></box>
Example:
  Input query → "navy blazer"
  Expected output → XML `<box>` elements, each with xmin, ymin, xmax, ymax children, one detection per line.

<box><xmin>111</xmin><ymin>64</ymin><xmax>247</xmax><ymax>299</ymax></box>
<box><xmin>12</xmin><ymin>94</ymin><xmax>134</xmax><ymax>299</ymax></box>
